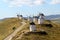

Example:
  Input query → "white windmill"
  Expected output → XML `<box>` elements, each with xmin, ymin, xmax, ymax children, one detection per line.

<box><xmin>17</xmin><ymin>13</ymin><xmax>23</xmax><ymax>19</ymax></box>
<box><xmin>33</xmin><ymin>16</ymin><xmax>38</xmax><ymax>22</ymax></box>
<box><xmin>29</xmin><ymin>22</ymin><xmax>36</xmax><ymax>32</ymax></box>
<box><xmin>38</xmin><ymin>13</ymin><xmax>44</xmax><ymax>24</ymax></box>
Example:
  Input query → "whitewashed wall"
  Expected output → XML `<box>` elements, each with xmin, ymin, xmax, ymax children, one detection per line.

<box><xmin>30</xmin><ymin>25</ymin><xmax>36</xmax><ymax>32</ymax></box>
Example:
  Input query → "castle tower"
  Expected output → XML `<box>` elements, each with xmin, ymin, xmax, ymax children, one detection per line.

<box><xmin>30</xmin><ymin>22</ymin><xmax>36</xmax><ymax>32</ymax></box>
<box><xmin>38</xmin><ymin>13</ymin><xmax>44</xmax><ymax>24</ymax></box>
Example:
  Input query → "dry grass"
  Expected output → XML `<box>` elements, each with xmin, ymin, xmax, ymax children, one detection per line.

<box><xmin>0</xmin><ymin>18</ymin><xmax>22</xmax><ymax>40</ymax></box>
<box><xmin>12</xmin><ymin>20</ymin><xmax>60</xmax><ymax>40</ymax></box>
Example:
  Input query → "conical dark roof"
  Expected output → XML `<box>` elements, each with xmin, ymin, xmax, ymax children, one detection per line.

<box><xmin>30</xmin><ymin>22</ymin><xmax>35</xmax><ymax>25</ymax></box>
<box><xmin>17</xmin><ymin>14</ymin><xmax>22</xmax><ymax>16</ymax></box>
<box><xmin>39</xmin><ymin>13</ymin><xmax>44</xmax><ymax>16</ymax></box>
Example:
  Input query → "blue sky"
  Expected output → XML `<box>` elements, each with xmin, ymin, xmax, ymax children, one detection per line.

<box><xmin>0</xmin><ymin>0</ymin><xmax>60</xmax><ymax>19</ymax></box>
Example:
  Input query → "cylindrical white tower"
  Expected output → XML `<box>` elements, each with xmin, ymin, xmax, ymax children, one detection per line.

<box><xmin>17</xmin><ymin>15</ymin><xmax>23</xmax><ymax>19</ymax></box>
<box><xmin>30</xmin><ymin>22</ymin><xmax>36</xmax><ymax>32</ymax></box>
<box><xmin>19</xmin><ymin>15</ymin><xmax>23</xmax><ymax>19</ymax></box>
<box><xmin>33</xmin><ymin>16</ymin><xmax>38</xmax><ymax>22</ymax></box>
<box><xmin>28</xmin><ymin>16</ymin><xmax>31</xmax><ymax>21</ymax></box>
<box><xmin>38</xmin><ymin>13</ymin><xmax>44</xmax><ymax>24</ymax></box>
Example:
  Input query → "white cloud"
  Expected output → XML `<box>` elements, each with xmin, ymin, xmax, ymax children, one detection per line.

<box><xmin>33</xmin><ymin>0</ymin><xmax>45</xmax><ymax>5</ymax></box>
<box><xmin>50</xmin><ymin>0</ymin><xmax>60</xmax><ymax>4</ymax></box>
<box><xmin>3</xmin><ymin>0</ymin><xmax>45</xmax><ymax>7</ymax></box>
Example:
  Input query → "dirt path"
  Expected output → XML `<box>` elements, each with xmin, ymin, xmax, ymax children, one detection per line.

<box><xmin>4</xmin><ymin>22</ymin><xmax>26</xmax><ymax>40</ymax></box>
<box><xmin>16</xmin><ymin>33</ymin><xmax>24</xmax><ymax>40</ymax></box>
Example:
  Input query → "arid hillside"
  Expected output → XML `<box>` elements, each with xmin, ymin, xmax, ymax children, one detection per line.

<box><xmin>0</xmin><ymin>18</ymin><xmax>22</xmax><ymax>40</ymax></box>
<box><xmin>12</xmin><ymin>20</ymin><xmax>60</xmax><ymax>40</ymax></box>
<box><xmin>0</xmin><ymin>17</ymin><xmax>60</xmax><ymax>40</ymax></box>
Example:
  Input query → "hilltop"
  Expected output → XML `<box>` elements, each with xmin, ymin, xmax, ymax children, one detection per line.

<box><xmin>11</xmin><ymin>20</ymin><xmax>60</xmax><ymax>40</ymax></box>
<box><xmin>0</xmin><ymin>16</ymin><xmax>60</xmax><ymax>40</ymax></box>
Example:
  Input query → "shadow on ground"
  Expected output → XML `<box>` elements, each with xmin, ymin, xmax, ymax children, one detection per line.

<box><xmin>24</xmin><ymin>31</ymin><xmax>48</xmax><ymax>36</ymax></box>
<box><xmin>38</xmin><ymin>24</ymin><xmax>53</xmax><ymax>28</ymax></box>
